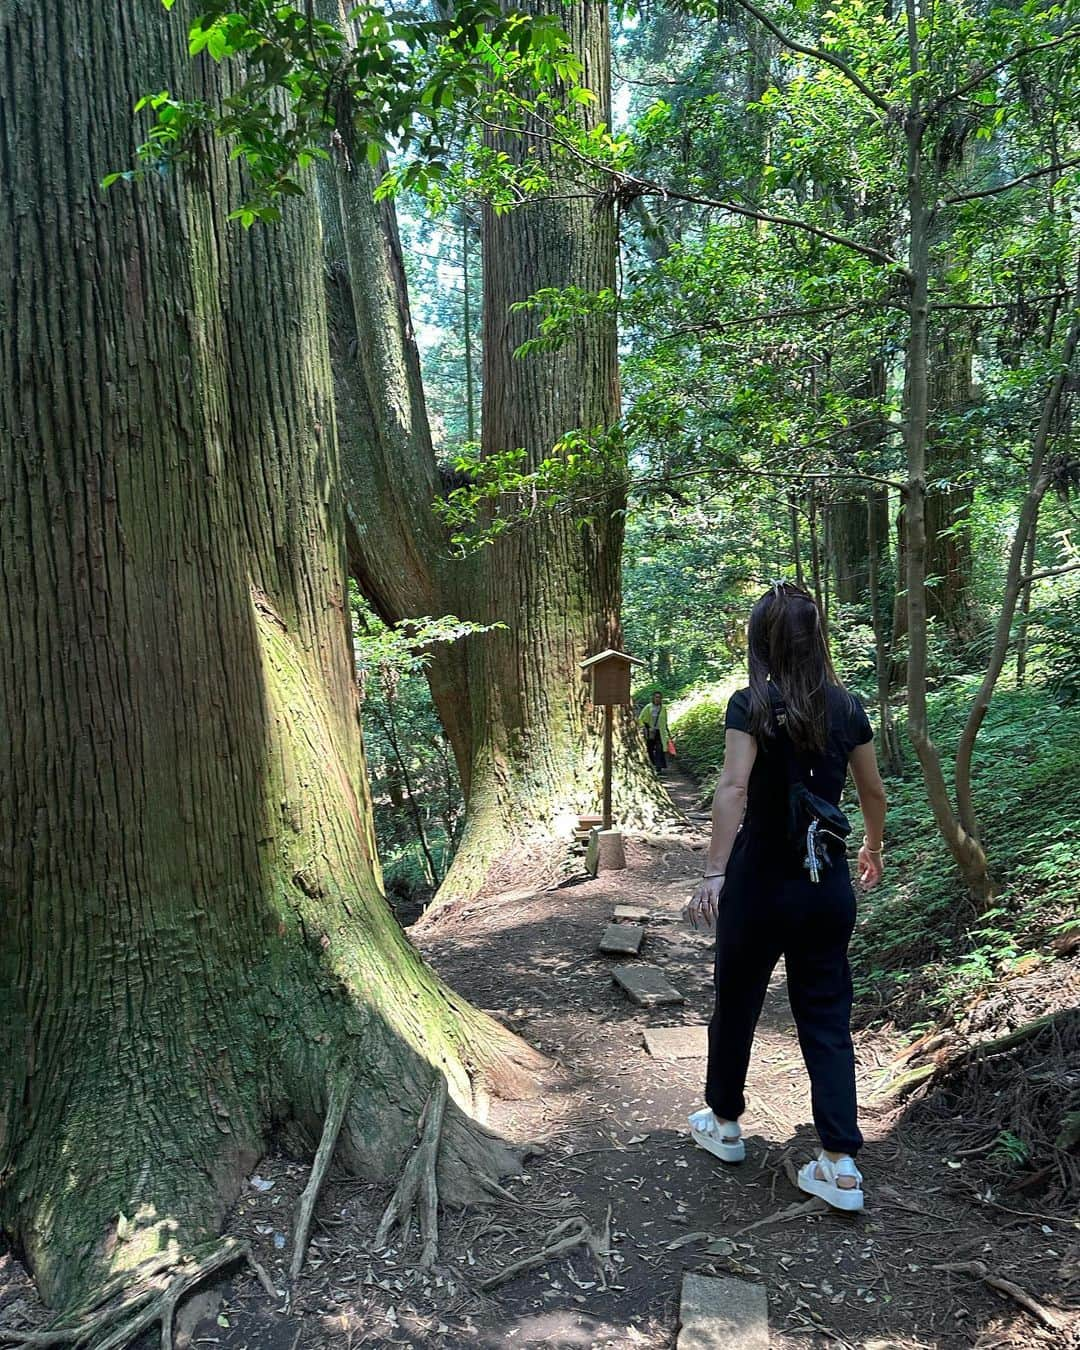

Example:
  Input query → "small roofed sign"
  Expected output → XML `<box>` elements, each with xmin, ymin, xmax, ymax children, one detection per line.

<box><xmin>580</xmin><ymin>648</ymin><xmax>645</xmax><ymax>706</ymax></box>
<box><xmin>580</xmin><ymin>649</ymin><xmax>644</xmax><ymax>848</ymax></box>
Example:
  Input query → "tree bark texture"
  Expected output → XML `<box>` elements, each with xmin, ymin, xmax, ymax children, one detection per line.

<box><xmin>435</xmin><ymin>0</ymin><xmax>669</xmax><ymax>901</ymax></box>
<box><xmin>0</xmin><ymin>1</ymin><xmax>541</xmax><ymax>1308</ymax></box>
<box><xmin>893</xmin><ymin>320</ymin><xmax>978</xmax><ymax>652</ymax></box>
<box><xmin>318</xmin><ymin>0</ymin><xmax>669</xmax><ymax>909</ymax></box>
<box><xmin>828</xmin><ymin>361</ymin><xmax>890</xmax><ymax>607</ymax></box>
<box><xmin>901</xmin><ymin>81</ymin><xmax>993</xmax><ymax>904</ymax></box>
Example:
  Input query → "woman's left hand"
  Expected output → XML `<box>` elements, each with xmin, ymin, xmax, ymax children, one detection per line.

<box><xmin>685</xmin><ymin>875</ymin><xmax>724</xmax><ymax>929</ymax></box>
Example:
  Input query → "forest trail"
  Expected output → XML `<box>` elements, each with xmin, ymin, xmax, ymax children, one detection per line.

<box><xmin>407</xmin><ymin>763</ymin><xmax>1077</xmax><ymax>1349</ymax></box>
<box><xmin>8</xmin><ymin>766</ymin><xmax>1069</xmax><ymax>1349</ymax></box>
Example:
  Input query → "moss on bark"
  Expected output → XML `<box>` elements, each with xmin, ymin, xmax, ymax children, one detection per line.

<box><xmin>0</xmin><ymin>0</ymin><xmax>543</xmax><ymax>1311</ymax></box>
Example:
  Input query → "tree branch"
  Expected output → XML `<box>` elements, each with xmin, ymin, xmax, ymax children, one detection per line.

<box><xmin>474</xmin><ymin>111</ymin><xmax>902</xmax><ymax>269</ymax></box>
<box><xmin>1022</xmin><ymin>561</ymin><xmax>1080</xmax><ymax>583</ymax></box>
<box><xmin>929</xmin><ymin>290</ymin><xmax>1070</xmax><ymax>312</ymax></box>
<box><xmin>637</xmin><ymin>183</ymin><xmax>902</xmax><ymax>268</ymax></box>
<box><xmin>930</xmin><ymin>26</ymin><xmax>1080</xmax><ymax>115</ymax></box>
<box><xmin>941</xmin><ymin>155</ymin><xmax>1080</xmax><ymax>207</ymax></box>
<box><xmin>723</xmin><ymin>0</ymin><xmax>893</xmax><ymax>112</ymax></box>
<box><xmin>665</xmin><ymin>298</ymin><xmax>905</xmax><ymax>335</ymax></box>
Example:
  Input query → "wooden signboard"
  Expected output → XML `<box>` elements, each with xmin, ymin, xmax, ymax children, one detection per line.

<box><xmin>580</xmin><ymin>649</ymin><xmax>645</xmax><ymax>833</ymax></box>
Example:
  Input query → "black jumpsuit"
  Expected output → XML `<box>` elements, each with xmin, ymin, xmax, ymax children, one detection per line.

<box><xmin>704</xmin><ymin>682</ymin><xmax>872</xmax><ymax>1156</ymax></box>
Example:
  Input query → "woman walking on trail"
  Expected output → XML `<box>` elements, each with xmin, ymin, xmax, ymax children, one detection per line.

<box><xmin>685</xmin><ymin>582</ymin><xmax>887</xmax><ymax>1212</ymax></box>
<box><xmin>639</xmin><ymin>691</ymin><xmax>672</xmax><ymax>773</ymax></box>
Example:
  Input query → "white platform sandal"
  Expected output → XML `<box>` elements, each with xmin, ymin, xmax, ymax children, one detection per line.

<box><xmin>797</xmin><ymin>1151</ymin><xmax>864</xmax><ymax>1212</ymax></box>
<box><xmin>688</xmin><ymin>1107</ymin><xmax>746</xmax><ymax>1163</ymax></box>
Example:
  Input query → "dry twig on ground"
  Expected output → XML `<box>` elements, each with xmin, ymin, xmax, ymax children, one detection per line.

<box><xmin>933</xmin><ymin>1259</ymin><xmax>1067</xmax><ymax>1332</ymax></box>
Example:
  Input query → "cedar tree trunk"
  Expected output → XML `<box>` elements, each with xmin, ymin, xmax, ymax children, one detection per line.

<box><xmin>0</xmin><ymin>0</ymin><xmax>540</xmax><ymax>1309</ymax></box>
<box><xmin>318</xmin><ymin>0</ymin><xmax>669</xmax><ymax>910</ymax></box>
<box><xmin>435</xmin><ymin>0</ymin><xmax>667</xmax><ymax>902</ymax></box>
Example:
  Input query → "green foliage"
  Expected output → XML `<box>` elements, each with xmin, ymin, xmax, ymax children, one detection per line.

<box><xmin>850</xmin><ymin>681</ymin><xmax>1080</xmax><ymax>1023</ymax></box>
<box><xmin>107</xmin><ymin>0</ymin><xmax>582</xmax><ymax>220</ymax></box>
<box><xmin>989</xmin><ymin>1130</ymin><xmax>1032</xmax><ymax>1169</ymax></box>
<box><xmin>666</xmin><ymin>688</ymin><xmax>732</xmax><ymax>780</ymax></box>
<box><xmin>433</xmin><ymin>426</ymin><xmax>628</xmax><ymax>554</ymax></box>
<box><xmin>352</xmin><ymin>592</ymin><xmax>500</xmax><ymax>898</ymax></box>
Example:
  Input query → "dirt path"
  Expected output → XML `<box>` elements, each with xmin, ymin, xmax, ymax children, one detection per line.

<box><xmin>405</xmin><ymin>765</ymin><xmax>1076</xmax><ymax>1348</ymax></box>
<box><xmin>4</xmin><ymin>768</ymin><xmax>1073</xmax><ymax>1350</ymax></box>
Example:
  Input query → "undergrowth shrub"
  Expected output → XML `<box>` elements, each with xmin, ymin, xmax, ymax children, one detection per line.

<box><xmin>850</xmin><ymin>681</ymin><xmax>1080</xmax><ymax>1027</ymax></box>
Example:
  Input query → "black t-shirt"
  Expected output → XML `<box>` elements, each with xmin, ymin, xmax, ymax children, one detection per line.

<box><xmin>725</xmin><ymin>682</ymin><xmax>872</xmax><ymax>844</ymax></box>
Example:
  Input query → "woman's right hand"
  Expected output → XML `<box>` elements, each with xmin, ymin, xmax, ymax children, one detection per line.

<box><xmin>686</xmin><ymin>874</ymin><xmax>725</xmax><ymax>928</ymax></box>
<box><xmin>857</xmin><ymin>843</ymin><xmax>883</xmax><ymax>889</ymax></box>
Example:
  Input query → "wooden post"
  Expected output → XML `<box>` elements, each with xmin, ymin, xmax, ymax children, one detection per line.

<box><xmin>579</xmin><ymin>650</ymin><xmax>643</xmax><ymax>871</ymax></box>
<box><xmin>602</xmin><ymin>703</ymin><xmax>613</xmax><ymax>831</ymax></box>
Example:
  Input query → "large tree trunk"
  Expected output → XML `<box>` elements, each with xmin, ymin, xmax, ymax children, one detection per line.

<box><xmin>924</xmin><ymin>323</ymin><xmax>978</xmax><ymax>643</ymax></box>
<box><xmin>318</xmin><ymin>0</ymin><xmax>668</xmax><ymax>910</ymax></box>
<box><xmin>900</xmin><ymin>67</ymin><xmax>993</xmax><ymax>906</ymax></box>
<box><xmin>434</xmin><ymin>0</ymin><xmax>668</xmax><ymax>902</ymax></box>
<box><xmin>893</xmin><ymin>317</ymin><xmax>978</xmax><ymax>655</ymax></box>
<box><xmin>828</xmin><ymin>358</ymin><xmax>889</xmax><ymax>607</ymax></box>
<box><xmin>0</xmin><ymin>1</ymin><xmax>540</xmax><ymax>1309</ymax></box>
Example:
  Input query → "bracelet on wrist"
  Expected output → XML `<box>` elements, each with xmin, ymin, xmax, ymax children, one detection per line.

<box><xmin>862</xmin><ymin>835</ymin><xmax>884</xmax><ymax>855</ymax></box>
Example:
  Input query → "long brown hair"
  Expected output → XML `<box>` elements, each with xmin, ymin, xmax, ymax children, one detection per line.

<box><xmin>745</xmin><ymin>582</ymin><xmax>842</xmax><ymax>754</ymax></box>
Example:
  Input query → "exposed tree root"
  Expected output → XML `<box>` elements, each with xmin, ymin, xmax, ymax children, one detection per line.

<box><xmin>869</xmin><ymin>1010</ymin><xmax>1070</xmax><ymax>1103</ymax></box>
<box><xmin>290</xmin><ymin>1068</ymin><xmax>356</xmax><ymax>1283</ymax></box>
<box><xmin>479</xmin><ymin>1216</ymin><xmax>591</xmax><ymax>1291</ymax></box>
<box><xmin>479</xmin><ymin>1206</ymin><xmax>614</xmax><ymax>1292</ymax></box>
<box><xmin>0</xmin><ymin>1238</ymin><xmax>258</xmax><ymax>1350</ymax></box>
<box><xmin>933</xmin><ymin>1260</ymin><xmax>1067</xmax><ymax>1332</ymax></box>
<box><xmin>375</xmin><ymin>1072</ymin><xmax>448</xmax><ymax>1268</ymax></box>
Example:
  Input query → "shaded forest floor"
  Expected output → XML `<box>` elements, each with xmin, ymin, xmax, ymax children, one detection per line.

<box><xmin>1</xmin><ymin>768</ymin><xmax>1077</xmax><ymax>1349</ymax></box>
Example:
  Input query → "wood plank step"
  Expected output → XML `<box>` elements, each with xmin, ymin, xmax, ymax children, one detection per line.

<box><xmin>613</xmin><ymin>964</ymin><xmax>684</xmax><ymax>1007</ymax></box>
<box><xmin>677</xmin><ymin>1273</ymin><xmax>768</xmax><ymax>1350</ymax></box>
<box><xmin>598</xmin><ymin>923</ymin><xmax>644</xmax><ymax>956</ymax></box>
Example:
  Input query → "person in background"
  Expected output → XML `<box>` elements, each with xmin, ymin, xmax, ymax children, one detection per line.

<box><xmin>684</xmin><ymin>582</ymin><xmax>886</xmax><ymax>1212</ymax></box>
<box><xmin>638</xmin><ymin>691</ymin><xmax>671</xmax><ymax>773</ymax></box>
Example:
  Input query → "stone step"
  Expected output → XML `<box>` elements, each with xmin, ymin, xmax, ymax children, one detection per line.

<box><xmin>613</xmin><ymin>904</ymin><xmax>650</xmax><ymax>923</ymax></box>
<box><xmin>612</xmin><ymin>964</ymin><xmax>684</xmax><ymax>1008</ymax></box>
<box><xmin>643</xmin><ymin>1024</ymin><xmax>708</xmax><ymax>1060</ymax></box>
<box><xmin>598</xmin><ymin>923</ymin><xmax>644</xmax><ymax>956</ymax></box>
<box><xmin>677</xmin><ymin>1273</ymin><xmax>768</xmax><ymax>1350</ymax></box>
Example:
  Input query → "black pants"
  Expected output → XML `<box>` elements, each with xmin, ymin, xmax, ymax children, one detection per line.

<box><xmin>704</xmin><ymin>864</ymin><xmax>862</xmax><ymax>1156</ymax></box>
<box><xmin>645</xmin><ymin>729</ymin><xmax>667</xmax><ymax>771</ymax></box>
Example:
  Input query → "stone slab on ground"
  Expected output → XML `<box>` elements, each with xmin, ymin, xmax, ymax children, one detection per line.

<box><xmin>612</xmin><ymin>964</ymin><xmax>684</xmax><ymax>1007</ymax></box>
<box><xmin>677</xmin><ymin>1272</ymin><xmax>769</xmax><ymax>1350</ymax></box>
<box><xmin>613</xmin><ymin>904</ymin><xmax>650</xmax><ymax>923</ymax></box>
<box><xmin>598</xmin><ymin>922</ymin><xmax>644</xmax><ymax>956</ymax></box>
<box><xmin>643</xmin><ymin>1024</ymin><xmax>708</xmax><ymax>1060</ymax></box>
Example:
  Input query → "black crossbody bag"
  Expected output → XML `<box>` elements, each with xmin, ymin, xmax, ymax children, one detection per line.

<box><xmin>770</xmin><ymin>692</ymin><xmax>851</xmax><ymax>883</ymax></box>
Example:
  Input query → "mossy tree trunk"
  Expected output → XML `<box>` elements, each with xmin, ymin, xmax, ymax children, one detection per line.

<box><xmin>0</xmin><ymin>0</ymin><xmax>541</xmax><ymax>1310</ymax></box>
<box><xmin>318</xmin><ymin>0</ymin><xmax>669</xmax><ymax>909</ymax></box>
<box><xmin>434</xmin><ymin>0</ymin><xmax>668</xmax><ymax>902</ymax></box>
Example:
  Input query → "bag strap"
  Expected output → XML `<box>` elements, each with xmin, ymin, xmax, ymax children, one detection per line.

<box><xmin>767</xmin><ymin>685</ymin><xmax>806</xmax><ymax>790</ymax></box>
